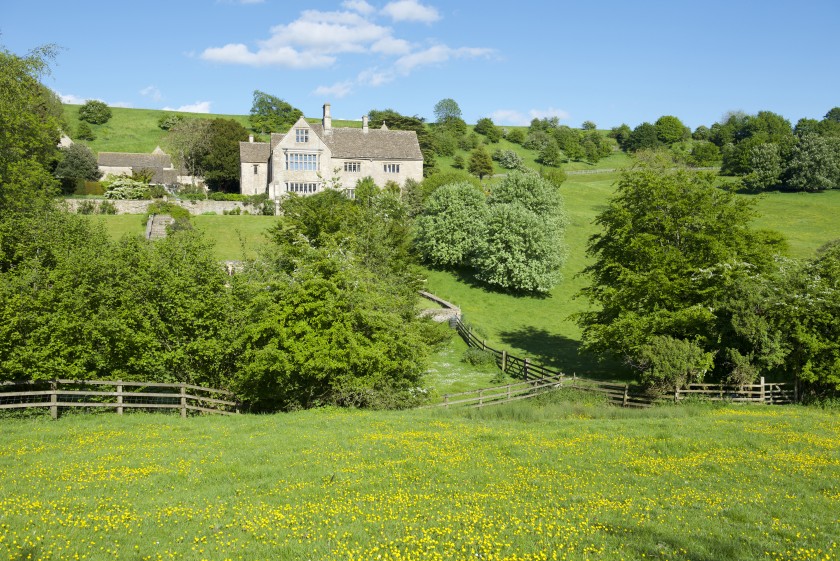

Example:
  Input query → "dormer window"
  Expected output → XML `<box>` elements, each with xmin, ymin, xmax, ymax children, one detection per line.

<box><xmin>295</xmin><ymin>128</ymin><xmax>308</xmax><ymax>143</ymax></box>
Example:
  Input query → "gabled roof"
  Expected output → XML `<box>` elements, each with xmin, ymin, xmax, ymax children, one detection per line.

<box><xmin>239</xmin><ymin>141</ymin><xmax>270</xmax><ymax>163</ymax></box>
<box><xmin>309</xmin><ymin>124</ymin><xmax>422</xmax><ymax>161</ymax></box>
<box><xmin>98</xmin><ymin>152</ymin><xmax>173</xmax><ymax>169</ymax></box>
<box><xmin>270</xmin><ymin>133</ymin><xmax>285</xmax><ymax>151</ymax></box>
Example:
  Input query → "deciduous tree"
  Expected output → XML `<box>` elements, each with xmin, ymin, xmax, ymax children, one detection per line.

<box><xmin>468</xmin><ymin>145</ymin><xmax>494</xmax><ymax>179</ymax></box>
<box><xmin>249</xmin><ymin>90</ymin><xmax>302</xmax><ymax>133</ymax></box>
<box><xmin>78</xmin><ymin>100</ymin><xmax>112</xmax><ymax>125</ymax></box>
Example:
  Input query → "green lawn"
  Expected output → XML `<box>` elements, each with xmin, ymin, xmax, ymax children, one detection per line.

<box><xmin>1</xmin><ymin>404</ymin><xmax>837</xmax><ymax>561</ymax></box>
<box><xmin>751</xmin><ymin>189</ymin><xmax>840</xmax><ymax>258</ymax></box>
<box><xmin>88</xmin><ymin>215</ymin><xmax>276</xmax><ymax>261</ymax></box>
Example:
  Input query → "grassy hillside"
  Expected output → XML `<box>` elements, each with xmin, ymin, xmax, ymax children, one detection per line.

<box><xmin>1</xmin><ymin>404</ymin><xmax>837</xmax><ymax>561</ymax></box>
<box><xmin>62</xmin><ymin>104</ymin><xmax>363</xmax><ymax>154</ymax></box>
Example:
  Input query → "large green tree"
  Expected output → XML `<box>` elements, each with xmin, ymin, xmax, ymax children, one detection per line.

<box><xmin>200</xmin><ymin>119</ymin><xmax>251</xmax><ymax>192</ymax></box>
<box><xmin>369</xmin><ymin>108</ymin><xmax>436</xmax><ymax>175</ymax></box>
<box><xmin>249</xmin><ymin>90</ymin><xmax>302</xmax><ymax>133</ymax></box>
<box><xmin>0</xmin><ymin>45</ymin><xmax>62</xmax><ymax>184</ymax></box>
<box><xmin>433</xmin><ymin>98</ymin><xmax>462</xmax><ymax>124</ymax></box>
<box><xmin>575</xmin><ymin>165</ymin><xmax>787</xmax><ymax>388</ymax></box>
<box><xmin>78</xmin><ymin>100</ymin><xmax>112</xmax><ymax>125</ymax></box>
<box><xmin>54</xmin><ymin>143</ymin><xmax>101</xmax><ymax>193</ymax></box>
<box><xmin>654</xmin><ymin>115</ymin><xmax>688</xmax><ymax>145</ymax></box>
<box><xmin>473</xmin><ymin>171</ymin><xmax>568</xmax><ymax>293</ymax></box>
<box><xmin>784</xmin><ymin>134</ymin><xmax>840</xmax><ymax>191</ymax></box>
<box><xmin>468</xmin><ymin>145</ymin><xmax>494</xmax><ymax>179</ymax></box>
<box><xmin>415</xmin><ymin>182</ymin><xmax>488</xmax><ymax>267</ymax></box>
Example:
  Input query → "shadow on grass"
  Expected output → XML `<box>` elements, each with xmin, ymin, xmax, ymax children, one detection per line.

<box><xmin>498</xmin><ymin>326</ymin><xmax>633</xmax><ymax>382</ymax></box>
<box><xmin>425</xmin><ymin>263</ymin><xmax>553</xmax><ymax>300</ymax></box>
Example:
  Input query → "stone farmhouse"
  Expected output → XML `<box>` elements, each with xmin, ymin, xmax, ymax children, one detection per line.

<box><xmin>239</xmin><ymin>104</ymin><xmax>423</xmax><ymax>199</ymax></box>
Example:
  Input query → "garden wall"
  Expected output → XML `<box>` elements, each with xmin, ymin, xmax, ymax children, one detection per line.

<box><xmin>62</xmin><ymin>199</ymin><xmax>263</xmax><ymax>215</ymax></box>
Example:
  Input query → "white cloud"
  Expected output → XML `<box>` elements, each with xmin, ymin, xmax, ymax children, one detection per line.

<box><xmin>395</xmin><ymin>45</ymin><xmax>493</xmax><ymax>74</ymax></box>
<box><xmin>140</xmin><ymin>85</ymin><xmax>162</xmax><ymax>102</ymax></box>
<box><xmin>371</xmin><ymin>37</ymin><xmax>412</xmax><ymax>55</ymax></box>
<box><xmin>163</xmin><ymin>101</ymin><xmax>212</xmax><ymax>113</ymax></box>
<box><xmin>381</xmin><ymin>0</ymin><xmax>440</xmax><ymax>23</ymax></box>
<box><xmin>202</xmin><ymin>42</ymin><xmax>335</xmax><ymax>68</ymax></box>
<box><xmin>314</xmin><ymin>81</ymin><xmax>355</xmax><ymax>98</ymax></box>
<box><xmin>491</xmin><ymin>107</ymin><xmax>571</xmax><ymax>126</ymax></box>
<box><xmin>202</xmin><ymin>8</ymin><xmax>398</xmax><ymax>67</ymax></box>
<box><xmin>357</xmin><ymin>67</ymin><xmax>395</xmax><ymax>87</ymax></box>
<box><xmin>58</xmin><ymin>92</ymin><xmax>131</xmax><ymax>108</ymax></box>
<box><xmin>529</xmin><ymin>107</ymin><xmax>571</xmax><ymax>121</ymax></box>
<box><xmin>58</xmin><ymin>92</ymin><xmax>89</xmax><ymax>105</ymax></box>
<box><xmin>491</xmin><ymin>110</ymin><xmax>529</xmax><ymax>126</ymax></box>
<box><xmin>342</xmin><ymin>0</ymin><xmax>374</xmax><ymax>14</ymax></box>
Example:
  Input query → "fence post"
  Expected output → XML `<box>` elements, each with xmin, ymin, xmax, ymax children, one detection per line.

<box><xmin>482</xmin><ymin>340</ymin><xmax>487</xmax><ymax>351</ymax></box>
<box><xmin>572</xmin><ymin>372</ymin><xmax>576</xmax><ymax>388</ymax></box>
<box><xmin>674</xmin><ymin>386</ymin><xmax>680</xmax><ymax>403</ymax></box>
<box><xmin>507</xmin><ymin>384</ymin><xmax>511</xmax><ymax>401</ymax></box>
<box><xmin>479</xmin><ymin>389</ymin><xmax>484</xmax><ymax>407</ymax></box>
<box><xmin>50</xmin><ymin>380</ymin><xmax>58</xmax><ymax>420</ymax></box>
<box><xmin>794</xmin><ymin>378</ymin><xmax>799</xmax><ymax>403</ymax></box>
<box><xmin>524</xmin><ymin>358</ymin><xmax>529</xmax><ymax>379</ymax></box>
<box><xmin>180</xmin><ymin>382</ymin><xmax>187</xmax><ymax>418</ymax></box>
<box><xmin>760</xmin><ymin>376</ymin><xmax>766</xmax><ymax>403</ymax></box>
<box><xmin>501</xmin><ymin>350</ymin><xmax>507</xmax><ymax>373</ymax></box>
<box><xmin>116</xmin><ymin>382</ymin><xmax>124</xmax><ymax>415</ymax></box>
<box><xmin>623</xmin><ymin>385</ymin><xmax>629</xmax><ymax>407</ymax></box>
<box><xmin>444</xmin><ymin>395</ymin><xmax>449</xmax><ymax>409</ymax></box>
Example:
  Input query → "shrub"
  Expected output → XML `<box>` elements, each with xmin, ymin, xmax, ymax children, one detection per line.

<box><xmin>103</xmin><ymin>177</ymin><xmax>151</xmax><ymax>200</ymax></box>
<box><xmin>224</xmin><ymin>207</ymin><xmax>242</xmax><ymax>215</ymax></box>
<box><xmin>98</xmin><ymin>200</ymin><xmax>117</xmax><ymax>215</ymax></box>
<box><xmin>76</xmin><ymin>200</ymin><xmax>96</xmax><ymax>215</ymax></box>
<box><xmin>492</xmin><ymin>149</ymin><xmax>524</xmax><ymax>169</ymax></box>
<box><xmin>175</xmin><ymin>183</ymin><xmax>206</xmax><ymax>201</ymax></box>
<box><xmin>462</xmin><ymin>347</ymin><xmax>497</xmax><ymax>367</ymax></box>
<box><xmin>148</xmin><ymin>185</ymin><xmax>168</xmax><ymax>199</ymax></box>
<box><xmin>157</xmin><ymin>114</ymin><xmax>184</xmax><ymax>131</ymax></box>
<box><xmin>505</xmin><ymin>128</ymin><xmax>526</xmax><ymax>145</ymax></box>
<box><xmin>540</xmin><ymin>167</ymin><xmax>567</xmax><ymax>188</ymax></box>
<box><xmin>76</xmin><ymin>122</ymin><xmax>95</xmax><ymax>141</ymax></box>
<box><xmin>208</xmin><ymin>192</ymin><xmax>245</xmax><ymax>201</ymax></box>
<box><xmin>131</xmin><ymin>168</ymin><xmax>156</xmax><ymax>184</ymax></box>
<box><xmin>631</xmin><ymin>336</ymin><xmax>715</xmax><ymax>393</ymax></box>
<box><xmin>78</xmin><ymin>100</ymin><xmax>111</xmax><ymax>124</ymax></box>
<box><xmin>145</xmin><ymin>201</ymin><xmax>191</xmax><ymax>223</ymax></box>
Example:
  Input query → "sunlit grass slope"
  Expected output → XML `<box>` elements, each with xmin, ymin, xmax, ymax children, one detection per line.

<box><xmin>1</xmin><ymin>404</ymin><xmax>837</xmax><ymax>561</ymax></box>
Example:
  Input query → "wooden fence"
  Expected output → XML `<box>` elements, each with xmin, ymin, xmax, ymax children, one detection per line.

<box><xmin>0</xmin><ymin>379</ymin><xmax>238</xmax><ymax>418</ymax></box>
<box><xmin>432</xmin><ymin>303</ymin><xmax>796</xmax><ymax>408</ymax></box>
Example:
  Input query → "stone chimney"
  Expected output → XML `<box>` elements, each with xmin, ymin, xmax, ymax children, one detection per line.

<box><xmin>362</xmin><ymin>115</ymin><xmax>369</xmax><ymax>133</ymax></box>
<box><xmin>248</xmin><ymin>134</ymin><xmax>254</xmax><ymax>143</ymax></box>
<box><xmin>323</xmin><ymin>103</ymin><xmax>332</xmax><ymax>132</ymax></box>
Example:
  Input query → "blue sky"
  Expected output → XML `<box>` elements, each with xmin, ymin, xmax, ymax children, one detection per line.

<box><xmin>2</xmin><ymin>0</ymin><xmax>838</xmax><ymax>129</ymax></box>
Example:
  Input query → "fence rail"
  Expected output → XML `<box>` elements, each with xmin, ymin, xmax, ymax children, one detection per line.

<box><xmin>422</xmin><ymin>293</ymin><xmax>796</xmax><ymax>409</ymax></box>
<box><xmin>0</xmin><ymin>379</ymin><xmax>238</xmax><ymax>418</ymax></box>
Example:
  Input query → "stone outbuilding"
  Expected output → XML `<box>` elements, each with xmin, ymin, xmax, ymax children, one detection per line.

<box><xmin>240</xmin><ymin>103</ymin><xmax>423</xmax><ymax>199</ymax></box>
<box><xmin>98</xmin><ymin>147</ymin><xmax>180</xmax><ymax>185</ymax></box>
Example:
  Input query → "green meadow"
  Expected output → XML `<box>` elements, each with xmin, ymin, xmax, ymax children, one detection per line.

<box><xmin>1</xmin><ymin>404</ymin><xmax>837</xmax><ymax>561</ymax></box>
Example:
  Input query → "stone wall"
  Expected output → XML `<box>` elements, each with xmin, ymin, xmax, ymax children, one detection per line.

<box><xmin>61</xmin><ymin>199</ymin><xmax>267</xmax><ymax>216</ymax></box>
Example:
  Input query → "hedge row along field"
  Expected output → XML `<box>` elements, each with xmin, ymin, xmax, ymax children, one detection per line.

<box><xmin>1</xmin><ymin>404</ymin><xmax>838</xmax><ymax>561</ymax></box>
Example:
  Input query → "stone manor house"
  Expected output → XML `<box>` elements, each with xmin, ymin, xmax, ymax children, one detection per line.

<box><xmin>239</xmin><ymin>104</ymin><xmax>423</xmax><ymax>198</ymax></box>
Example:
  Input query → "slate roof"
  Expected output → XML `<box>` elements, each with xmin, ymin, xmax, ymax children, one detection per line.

<box><xmin>309</xmin><ymin>124</ymin><xmax>422</xmax><ymax>161</ymax></box>
<box><xmin>239</xmin><ymin>141</ymin><xmax>270</xmax><ymax>163</ymax></box>
<box><xmin>98</xmin><ymin>152</ymin><xmax>173</xmax><ymax>169</ymax></box>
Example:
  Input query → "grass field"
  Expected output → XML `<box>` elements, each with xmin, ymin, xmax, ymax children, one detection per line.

<box><xmin>1</xmin><ymin>404</ymin><xmax>837</xmax><ymax>561</ymax></box>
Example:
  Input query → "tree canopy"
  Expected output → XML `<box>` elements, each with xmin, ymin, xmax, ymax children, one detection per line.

<box><xmin>575</xmin><ymin>165</ymin><xmax>787</xmax><ymax>389</ymax></box>
<box><xmin>249</xmin><ymin>90</ymin><xmax>303</xmax><ymax>134</ymax></box>
<box><xmin>433</xmin><ymin>98</ymin><xmax>462</xmax><ymax>123</ymax></box>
